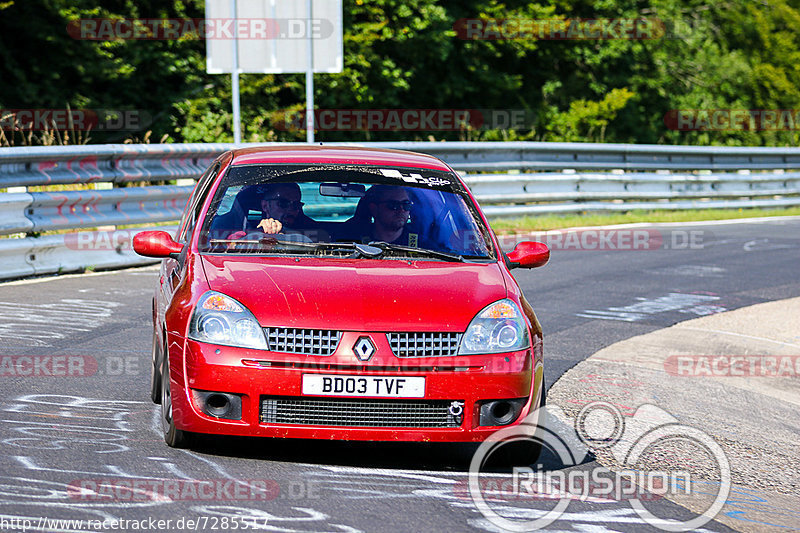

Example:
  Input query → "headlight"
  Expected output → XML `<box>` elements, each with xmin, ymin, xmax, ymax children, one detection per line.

<box><xmin>188</xmin><ymin>292</ymin><xmax>268</xmax><ymax>349</ymax></box>
<box><xmin>458</xmin><ymin>299</ymin><xmax>530</xmax><ymax>355</ymax></box>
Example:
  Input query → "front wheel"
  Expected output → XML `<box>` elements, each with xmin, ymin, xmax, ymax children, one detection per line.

<box><xmin>160</xmin><ymin>352</ymin><xmax>191</xmax><ymax>448</ymax></box>
<box><xmin>493</xmin><ymin>440</ymin><xmax>543</xmax><ymax>467</ymax></box>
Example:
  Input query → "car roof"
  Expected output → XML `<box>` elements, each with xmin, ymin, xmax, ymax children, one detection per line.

<box><xmin>229</xmin><ymin>145</ymin><xmax>452</xmax><ymax>172</ymax></box>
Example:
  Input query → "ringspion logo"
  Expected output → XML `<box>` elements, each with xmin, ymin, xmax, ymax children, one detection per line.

<box><xmin>469</xmin><ymin>402</ymin><xmax>730</xmax><ymax>531</ymax></box>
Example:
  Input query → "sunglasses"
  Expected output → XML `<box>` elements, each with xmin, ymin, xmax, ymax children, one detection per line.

<box><xmin>266</xmin><ymin>197</ymin><xmax>304</xmax><ymax>210</ymax></box>
<box><xmin>378</xmin><ymin>200</ymin><xmax>413</xmax><ymax>212</ymax></box>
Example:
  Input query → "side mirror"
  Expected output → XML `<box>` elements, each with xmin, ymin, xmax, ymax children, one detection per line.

<box><xmin>505</xmin><ymin>241</ymin><xmax>550</xmax><ymax>269</ymax></box>
<box><xmin>133</xmin><ymin>231</ymin><xmax>183</xmax><ymax>259</ymax></box>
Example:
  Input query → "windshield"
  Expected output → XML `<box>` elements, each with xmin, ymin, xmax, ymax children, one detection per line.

<box><xmin>198</xmin><ymin>164</ymin><xmax>495</xmax><ymax>261</ymax></box>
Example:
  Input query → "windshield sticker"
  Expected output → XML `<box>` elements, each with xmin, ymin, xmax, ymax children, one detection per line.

<box><xmin>379</xmin><ymin>168</ymin><xmax>450</xmax><ymax>187</ymax></box>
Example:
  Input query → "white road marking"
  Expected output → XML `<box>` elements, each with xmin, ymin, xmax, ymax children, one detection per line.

<box><xmin>651</xmin><ymin>265</ymin><xmax>727</xmax><ymax>277</ymax></box>
<box><xmin>577</xmin><ymin>293</ymin><xmax>724</xmax><ymax>322</ymax></box>
<box><xmin>677</xmin><ymin>326</ymin><xmax>800</xmax><ymax>348</ymax></box>
<box><xmin>743</xmin><ymin>238</ymin><xmax>797</xmax><ymax>252</ymax></box>
<box><xmin>0</xmin><ymin>299</ymin><xmax>121</xmax><ymax>346</ymax></box>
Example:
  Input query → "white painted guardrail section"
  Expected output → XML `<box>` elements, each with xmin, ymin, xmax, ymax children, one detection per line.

<box><xmin>26</xmin><ymin>185</ymin><xmax>190</xmax><ymax>232</ymax></box>
<box><xmin>0</xmin><ymin>141</ymin><xmax>799</xmax><ymax>281</ymax></box>
<box><xmin>0</xmin><ymin>193</ymin><xmax>34</xmax><ymax>235</ymax></box>
<box><xmin>0</xmin><ymin>227</ymin><xmax>178</xmax><ymax>280</ymax></box>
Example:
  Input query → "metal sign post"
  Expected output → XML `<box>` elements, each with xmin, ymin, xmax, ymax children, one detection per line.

<box><xmin>230</xmin><ymin>0</ymin><xmax>242</xmax><ymax>143</ymax></box>
<box><xmin>305</xmin><ymin>0</ymin><xmax>314</xmax><ymax>143</ymax></box>
<box><xmin>205</xmin><ymin>0</ymin><xmax>342</xmax><ymax>143</ymax></box>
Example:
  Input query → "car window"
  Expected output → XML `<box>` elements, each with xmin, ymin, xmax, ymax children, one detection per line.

<box><xmin>179</xmin><ymin>162</ymin><xmax>220</xmax><ymax>243</ymax></box>
<box><xmin>197</xmin><ymin>164</ymin><xmax>495</xmax><ymax>261</ymax></box>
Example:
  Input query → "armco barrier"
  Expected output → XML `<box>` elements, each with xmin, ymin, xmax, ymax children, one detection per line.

<box><xmin>0</xmin><ymin>144</ymin><xmax>225</xmax><ymax>188</ymax></box>
<box><xmin>27</xmin><ymin>185</ymin><xmax>190</xmax><ymax>232</ymax></box>
<box><xmin>0</xmin><ymin>237</ymin><xmax>36</xmax><ymax>279</ymax></box>
<box><xmin>0</xmin><ymin>226</ymin><xmax>177</xmax><ymax>280</ymax></box>
<box><xmin>1</xmin><ymin>141</ymin><xmax>800</xmax><ymax>281</ymax></box>
<box><xmin>0</xmin><ymin>192</ymin><xmax>34</xmax><ymax>234</ymax></box>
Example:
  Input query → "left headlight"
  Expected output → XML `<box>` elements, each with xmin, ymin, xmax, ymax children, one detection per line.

<box><xmin>188</xmin><ymin>291</ymin><xmax>268</xmax><ymax>349</ymax></box>
<box><xmin>458</xmin><ymin>299</ymin><xmax>530</xmax><ymax>355</ymax></box>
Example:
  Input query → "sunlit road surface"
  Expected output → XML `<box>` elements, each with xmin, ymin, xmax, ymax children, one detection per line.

<box><xmin>0</xmin><ymin>219</ymin><xmax>796</xmax><ymax>532</ymax></box>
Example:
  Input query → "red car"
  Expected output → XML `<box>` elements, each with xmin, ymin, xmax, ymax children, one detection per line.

<box><xmin>134</xmin><ymin>146</ymin><xmax>549</xmax><ymax>454</ymax></box>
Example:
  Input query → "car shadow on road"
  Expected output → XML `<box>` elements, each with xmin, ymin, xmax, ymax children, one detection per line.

<box><xmin>184</xmin><ymin>411</ymin><xmax>596</xmax><ymax>474</ymax></box>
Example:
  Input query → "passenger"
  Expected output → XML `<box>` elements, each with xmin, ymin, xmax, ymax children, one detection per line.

<box><xmin>363</xmin><ymin>185</ymin><xmax>418</xmax><ymax>246</ymax></box>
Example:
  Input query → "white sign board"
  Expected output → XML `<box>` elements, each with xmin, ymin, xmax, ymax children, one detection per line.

<box><xmin>206</xmin><ymin>0</ymin><xmax>343</xmax><ymax>74</ymax></box>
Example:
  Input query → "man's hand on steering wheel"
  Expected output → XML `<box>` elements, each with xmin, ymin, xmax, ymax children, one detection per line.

<box><xmin>257</xmin><ymin>218</ymin><xmax>283</xmax><ymax>234</ymax></box>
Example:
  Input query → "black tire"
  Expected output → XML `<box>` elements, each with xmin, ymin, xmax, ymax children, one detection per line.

<box><xmin>160</xmin><ymin>352</ymin><xmax>190</xmax><ymax>448</ymax></box>
<box><xmin>150</xmin><ymin>329</ymin><xmax>162</xmax><ymax>404</ymax></box>
<box><xmin>491</xmin><ymin>438</ymin><xmax>543</xmax><ymax>467</ymax></box>
<box><xmin>539</xmin><ymin>379</ymin><xmax>547</xmax><ymax>408</ymax></box>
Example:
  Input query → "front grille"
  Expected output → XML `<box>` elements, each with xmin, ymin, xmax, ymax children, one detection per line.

<box><xmin>263</xmin><ymin>327</ymin><xmax>342</xmax><ymax>356</ymax></box>
<box><xmin>260</xmin><ymin>396</ymin><xmax>463</xmax><ymax>428</ymax></box>
<box><xmin>388</xmin><ymin>332</ymin><xmax>463</xmax><ymax>357</ymax></box>
<box><xmin>245</xmin><ymin>361</ymin><xmax>478</xmax><ymax>372</ymax></box>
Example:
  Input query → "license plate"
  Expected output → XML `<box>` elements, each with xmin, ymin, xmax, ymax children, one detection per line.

<box><xmin>302</xmin><ymin>374</ymin><xmax>425</xmax><ymax>398</ymax></box>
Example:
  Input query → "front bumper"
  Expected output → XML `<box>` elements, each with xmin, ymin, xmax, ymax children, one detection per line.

<box><xmin>168</xmin><ymin>332</ymin><xmax>543</xmax><ymax>442</ymax></box>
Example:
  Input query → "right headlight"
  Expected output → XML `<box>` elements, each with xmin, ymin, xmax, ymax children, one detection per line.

<box><xmin>188</xmin><ymin>291</ymin><xmax>268</xmax><ymax>349</ymax></box>
<box><xmin>458</xmin><ymin>299</ymin><xmax>530</xmax><ymax>355</ymax></box>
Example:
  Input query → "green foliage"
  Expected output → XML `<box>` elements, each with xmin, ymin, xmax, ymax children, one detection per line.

<box><xmin>0</xmin><ymin>0</ymin><xmax>206</xmax><ymax>143</ymax></box>
<box><xmin>544</xmin><ymin>88</ymin><xmax>635</xmax><ymax>142</ymax></box>
<box><xmin>1</xmin><ymin>0</ymin><xmax>799</xmax><ymax>145</ymax></box>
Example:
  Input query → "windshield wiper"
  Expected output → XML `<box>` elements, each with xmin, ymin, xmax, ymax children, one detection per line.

<box><xmin>208</xmin><ymin>237</ymin><xmax>318</xmax><ymax>252</ymax></box>
<box><xmin>367</xmin><ymin>241</ymin><xmax>465</xmax><ymax>262</ymax></box>
<box><xmin>208</xmin><ymin>239</ymin><xmax>379</xmax><ymax>258</ymax></box>
<box><xmin>208</xmin><ymin>238</ymin><xmax>465</xmax><ymax>262</ymax></box>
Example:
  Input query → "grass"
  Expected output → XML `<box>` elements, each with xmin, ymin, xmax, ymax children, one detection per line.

<box><xmin>489</xmin><ymin>206</ymin><xmax>800</xmax><ymax>232</ymax></box>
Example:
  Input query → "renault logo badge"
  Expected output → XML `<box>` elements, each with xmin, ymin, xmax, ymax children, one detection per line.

<box><xmin>353</xmin><ymin>336</ymin><xmax>376</xmax><ymax>361</ymax></box>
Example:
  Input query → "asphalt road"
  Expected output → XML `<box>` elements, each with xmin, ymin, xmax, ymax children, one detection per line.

<box><xmin>0</xmin><ymin>218</ymin><xmax>797</xmax><ymax>533</ymax></box>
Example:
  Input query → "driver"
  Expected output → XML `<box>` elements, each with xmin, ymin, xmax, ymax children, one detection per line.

<box><xmin>254</xmin><ymin>182</ymin><xmax>306</xmax><ymax>234</ymax></box>
<box><xmin>212</xmin><ymin>182</ymin><xmax>316</xmax><ymax>240</ymax></box>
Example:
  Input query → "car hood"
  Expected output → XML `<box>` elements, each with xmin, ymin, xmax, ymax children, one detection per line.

<box><xmin>200</xmin><ymin>255</ymin><xmax>508</xmax><ymax>331</ymax></box>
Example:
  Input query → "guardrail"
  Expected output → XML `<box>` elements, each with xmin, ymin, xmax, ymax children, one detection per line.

<box><xmin>1</xmin><ymin>141</ymin><xmax>799</xmax><ymax>281</ymax></box>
